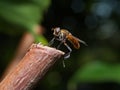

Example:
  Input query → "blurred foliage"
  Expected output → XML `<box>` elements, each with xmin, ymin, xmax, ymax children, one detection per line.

<box><xmin>0</xmin><ymin>0</ymin><xmax>50</xmax><ymax>77</ymax></box>
<box><xmin>0</xmin><ymin>0</ymin><xmax>50</xmax><ymax>43</ymax></box>
<box><xmin>68</xmin><ymin>61</ymin><xmax>120</xmax><ymax>90</ymax></box>
<box><xmin>1</xmin><ymin>0</ymin><xmax>120</xmax><ymax>90</ymax></box>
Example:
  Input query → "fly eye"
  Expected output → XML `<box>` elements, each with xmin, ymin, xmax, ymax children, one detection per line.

<box><xmin>55</xmin><ymin>27</ymin><xmax>60</xmax><ymax>33</ymax></box>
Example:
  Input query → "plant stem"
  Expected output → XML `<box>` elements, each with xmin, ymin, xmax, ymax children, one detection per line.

<box><xmin>0</xmin><ymin>44</ymin><xmax>64</xmax><ymax>90</ymax></box>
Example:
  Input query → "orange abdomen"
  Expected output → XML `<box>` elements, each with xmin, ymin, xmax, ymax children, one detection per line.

<box><xmin>67</xmin><ymin>35</ymin><xmax>80</xmax><ymax>49</ymax></box>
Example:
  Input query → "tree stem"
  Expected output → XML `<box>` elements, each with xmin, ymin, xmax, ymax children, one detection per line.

<box><xmin>0</xmin><ymin>44</ymin><xmax>64</xmax><ymax>90</ymax></box>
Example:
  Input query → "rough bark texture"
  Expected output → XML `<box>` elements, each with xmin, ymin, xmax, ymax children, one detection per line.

<box><xmin>1</xmin><ymin>25</ymin><xmax>44</xmax><ymax>79</ymax></box>
<box><xmin>0</xmin><ymin>44</ymin><xmax>64</xmax><ymax>90</ymax></box>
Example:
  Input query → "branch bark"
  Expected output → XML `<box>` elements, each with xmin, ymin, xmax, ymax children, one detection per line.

<box><xmin>0</xmin><ymin>44</ymin><xmax>64</xmax><ymax>90</ymax></box>
<box><xmin>1</xmin><ymin>25</ymin><xmax>44</xmax><ymax>79</ymax></box>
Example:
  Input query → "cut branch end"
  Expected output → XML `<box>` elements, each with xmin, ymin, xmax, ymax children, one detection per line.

<box><xmin>0</xmin><ymin>43</ymin><xmax>64</xmax><ymax>90</ymax></box>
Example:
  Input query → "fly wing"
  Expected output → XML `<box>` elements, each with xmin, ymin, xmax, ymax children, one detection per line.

<box><xmin>67</xmin><ymin>34</ymin><xmax>87</xmax><ymax>49</ymax></box>
<box><xmin>78</xmin><ymin>38</ymin><xmax>88</xmax><ymax>46</ymax></box>
<box><xmin>67</xmin><ymin>35</ymin><xmax>80</xmax><ymax>49</ymax></box>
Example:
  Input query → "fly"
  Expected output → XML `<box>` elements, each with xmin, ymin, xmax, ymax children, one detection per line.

<box><xmin>49</xmin><ymin>27</ymin><xmax>87</xmax><ymax>59</ymax></box>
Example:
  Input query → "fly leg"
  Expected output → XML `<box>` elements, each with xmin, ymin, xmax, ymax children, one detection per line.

<box><xmin>64</xmin><ymin>42</ymin><xmax>72</xmax><ymax>59</ymax></box>
<box><xmin>48</xmin><ymin>37</ymin><xmax>55</xmax><ymax>46</ymax></box>
<box><xmin>57</xmin><ymin>41</ymin><xmax>70</xmax><ymax>68</ymax></box>
<box><xmin>56</xmin><ymin>39</ymin><xmax>72</xmax><ymax>67</ymax></box>
<box><xmin>61</xmin><ymin>42</ymin><xmax>72</xmax><ymax>68</ymax></box>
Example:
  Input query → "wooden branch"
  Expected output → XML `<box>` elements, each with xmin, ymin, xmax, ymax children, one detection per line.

<box><xmin>0</xmin><ymin>44</ymin><xmax>64</xmax><ymax>90</ymax></box>
<box><xmin>1</xmin><ymin>25</ymin><xmax>44</xmax><ymax>79</ymax></box>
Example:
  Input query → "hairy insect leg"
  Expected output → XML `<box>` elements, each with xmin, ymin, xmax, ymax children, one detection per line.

<box><xmin>48</xmin><ymin>37</ymin><xmax>55</xmax><ymax>46</ymax></box>
<box><xmin>64</xmin><ymin>42</ymin><xmax>72</xmax><ymax>59</ymax></box>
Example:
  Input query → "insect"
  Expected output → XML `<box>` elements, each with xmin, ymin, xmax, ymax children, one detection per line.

<box><xmin>49</xmin><ymin>27</ymin><xmax>87</xmax><ymax>59</ymax></box>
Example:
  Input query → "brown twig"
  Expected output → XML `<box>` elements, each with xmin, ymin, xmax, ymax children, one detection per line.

<box><xmin>0</xmin><ymin>44</ymin><xmax>64</xmax><ymax>90</ymax></box>
<box><xmin>1</xmin><ymin>25</ymin><xmax>44</xmax><ymax>80</ymax></box>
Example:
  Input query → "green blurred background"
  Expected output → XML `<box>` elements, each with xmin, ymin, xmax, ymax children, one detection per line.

<box><xmin>0</xmin><ymin>0</ymin><xmax>120</xmax><ymax>90</ymax></box>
